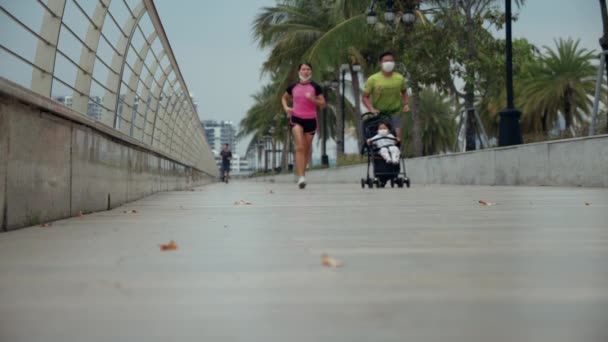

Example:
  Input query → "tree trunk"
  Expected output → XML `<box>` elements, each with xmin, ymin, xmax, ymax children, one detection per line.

<box><xmin>563</xmin><ymin>88</ymin><xmax>573</xmax><ymax>130</ymax></box>
<box><xmin>350</xmin><ymin>68</ymin><xmax>363</xmax><ymax>148</ymax></box>
<box><xmin>271</xmin><ymin>136</ymin><xmax>277</xmax><ymax>173</ymax></box>
<box><xmin>410</xmin><ymin>83</ymin><xmax>423</xmax><ymax>157</ymax></box>
<box><xmin>541</xmin><ymin>109</ymin><xmax>549</xmax><ymax>136</ymax></box>
<box><xmin>257</xmin><ymin>142</ymin><xmax>263</xmax><ymax>171</ymax></box>
<box><xmin>321</xmin><ymin>107</ymin><xmax>327</xmax><ymax>163</ymax></box>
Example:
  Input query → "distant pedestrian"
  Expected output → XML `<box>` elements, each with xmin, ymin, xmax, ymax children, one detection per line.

<box><xmin>220</xmin><ymin>143</ymin><xmax>232</xmax><ymax>183</ymax></box>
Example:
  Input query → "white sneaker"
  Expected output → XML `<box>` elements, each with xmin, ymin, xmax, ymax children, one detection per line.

<box><xmin>297</xmin><ymin>176</ymin><xmax>307</xmax><ymax>189</ymax></box>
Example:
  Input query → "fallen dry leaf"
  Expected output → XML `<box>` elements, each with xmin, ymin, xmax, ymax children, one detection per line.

<box><xmin>123</xmin><ymin>210</ymin><xmax>138</xmax><ymax>214</ymax></box>
<box><xmin>77</xmin><ymin>211</ymin><xmax>84</xmax><ymax>217</ymax></box>
<box><xmin>269</xmin><ymin>190</ymin><xmax>275</xmax><ymax>194</ymax></box>
<box><xmin>160</xmin><ymin>240</ymin><xmax>178</xmax><ymax>251</ymax></box>
<box><xmin>584</xmin><ymin>202</ymin><xmax>592</xmax><ymax>206</ymax></box>
<box><xmin>40</xmin><ymin>222</ymin><xmax>52</xmax><ymax>228</ymax></box>
<box><xmin>321</xmin><ymin>253</ymin><xmax>344</xmax><ymax>268</ymax></box>
<box><xmin>479</xmin><ymin>200</ymin><xmax>496</xmax><ymax>206</ymax></box>
<box><xmin>234</xmin><ymin>200</ymin><xmax>252</xmax><ymax>206</ymax></box>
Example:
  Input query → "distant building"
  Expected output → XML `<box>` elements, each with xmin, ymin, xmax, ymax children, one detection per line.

<box><xmin>53</xmin><ymin>95</ymin><xmax>103</xmax><ymax>121</ymax></box>
<box><xmin>87</xmin><ymin>96</ymin><xmax>103</xmax><ymax>120</ymax></box>
<box><xmin>54</xmin><ymin>95</ymin><xmax>73</xmax><ymax>108</ymax></box>
<box><xmin>202</xmin><ymin>120</ymin><xmax>236</xmax><ymax>152</ymax></box>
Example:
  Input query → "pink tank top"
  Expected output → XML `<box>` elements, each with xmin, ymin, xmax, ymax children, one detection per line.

<box><xmin>287</xmin><ymin>82</ymin><xmax>322</xmax><ymax>119</ymax></box>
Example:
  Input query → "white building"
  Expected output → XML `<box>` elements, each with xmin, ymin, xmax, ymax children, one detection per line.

<box><xmin>202</xmin><ymin>120</ymin><xmax>236</xmax><ymax>152</ymax></box>
<box><xmin>54</xmin><ymin>95</ymin><xmax>104</xmax><ymax>121</ymax></box>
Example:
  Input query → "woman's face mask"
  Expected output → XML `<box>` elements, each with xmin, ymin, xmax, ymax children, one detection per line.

<box><xmin>378</xmin><ymin>128</ymin><xmax>389</xmax><ymax>136</ymax></box>
<box><xmin>299</xmin><ymin>73</ymin><xmax>311</xmax><ymax>82</ymax></box>
<box><xmin>381</xmin><ymin>61</ymin><xmax>395</xmax><ymax>73</ymax></box>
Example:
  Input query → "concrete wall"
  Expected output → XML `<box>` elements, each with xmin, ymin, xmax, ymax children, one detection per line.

<box><xmin>255</xmin><ymin>135</ymin><xmax>608</xmax><ymax>188</ymax></box>
<box><xmin>0</xmin><ymin>99</ymin><xmax>8</xmax><ymax>229</ymax></box>
<box><xmin>1</xmin><ymin>81</ymin><xmax>217</xmax><ymax>231</ymax></box>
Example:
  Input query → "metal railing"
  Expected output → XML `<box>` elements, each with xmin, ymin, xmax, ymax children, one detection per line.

<box><xmin>0</xmin><ymin>0</ymin><xmax>213</xmax><ymax>172</ymax></box>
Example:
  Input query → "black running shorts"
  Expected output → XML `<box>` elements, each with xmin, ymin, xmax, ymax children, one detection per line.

<box><xmin>290</xmin><ymin>115</ymin><xmax>317</xmax><ymax>135</ymax></box>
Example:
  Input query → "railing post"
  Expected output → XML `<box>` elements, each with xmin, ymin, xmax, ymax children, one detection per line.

<box><xmin>31</xmin><ymin>0</ymin><xmax>66</xmax><ymax>97</ymax></box>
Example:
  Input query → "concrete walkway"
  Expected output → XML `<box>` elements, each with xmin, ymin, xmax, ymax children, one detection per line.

<box><xmin>1</xmin><ymin>182</ymin><xmax>607</xmax><ymax>342</ymax></box>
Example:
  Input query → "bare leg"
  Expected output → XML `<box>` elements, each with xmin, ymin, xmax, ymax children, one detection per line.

<box><xmin>303</xmin><ymin>133</ymin><xmax>314</xmax><ymax>172</ymax></box>
<box><xmin>292</xmin><ymin>125</ymin><xmax>306</xmax><ymax>177</ymax></box>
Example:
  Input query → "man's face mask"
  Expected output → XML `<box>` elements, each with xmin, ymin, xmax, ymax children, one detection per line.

<box><xmin>381</xmin><ymin>61</ymin><xmax>395</xmax><ymax>72</ymax></box>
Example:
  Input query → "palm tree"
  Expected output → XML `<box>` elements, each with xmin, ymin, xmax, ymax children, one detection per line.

<box><xmin>519</xmin><ymin>38</ymin><xmax>597</xmax><ymax>135</ymax></box>
<box><xmin>401</xmin><ymin>88</ymin><xmax>456</xmax><ymax>157</ymax></box>
<box><xmin>477</xmin><ymin>38</ymin><xmax>541</xmax><ymax>137</ymax></box>
<box><xmin>424</xmin><ymin>0</ymin><xmax>526</xmax><ymax>151</ymax></box>
<box><xmin>238</xmin><ymin>82</ymin><xmax>287</xmax><ymax>170</ymax></box>
<box><xmin>252</xmin><ymin>0</ymin><xmax>371</xmax><ymax>151</ymax></box>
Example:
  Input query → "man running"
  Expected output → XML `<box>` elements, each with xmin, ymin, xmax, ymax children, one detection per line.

<box><xmin>362</xmin><ymin>51</ymin><xmax>410</xmax><ymax>141</ymax></box>
<box><xmin>219</xmin><ymin>143</ymin><xmax>232</xmax><ymax>183</ymax></box>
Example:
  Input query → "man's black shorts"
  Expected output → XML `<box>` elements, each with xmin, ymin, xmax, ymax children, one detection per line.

<box><xmin>290</xmin><ymin>115</ymin><xmax>317</xmax><ymax>135</ymax></box>
<box><xmin>221</xmin><ymin>162</ymin><xmax>230</xmax><ymax>172</ymax></box>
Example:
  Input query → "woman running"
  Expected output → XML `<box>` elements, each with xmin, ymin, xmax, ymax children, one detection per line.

<box><xmin>282</xmin><ymin>63</ymin><xmax>326</xmax><ymax>189</ymax></box>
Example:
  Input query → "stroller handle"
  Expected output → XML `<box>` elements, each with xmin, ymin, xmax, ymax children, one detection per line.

<box><xmin>369</xmin><ymin>136</ymin><xmax>398</xmax><ymax>143</ymax></box>
<box><xmin>362</xmin><ymin>111</ymin><xmax>392</xmax><ymax>120</ymax></box>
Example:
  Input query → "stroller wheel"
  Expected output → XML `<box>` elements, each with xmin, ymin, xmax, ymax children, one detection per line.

<box><xmin>390</xmin><ymin>179</ymin><xmax>395</xmax><ymax>188</ymax></box>
<box><xmin>405</xmin><ymin>178</ymin><xmax>411</xmax><ymax>188</ymax></box>
<box><xmin>360</xmin><ymin>178</ymin><xmax>365</xmax><ymax>189</ymax></box>
<box><xmin>397</xmin><ymin>178</ymin><xmax>404</xmax><ymax>188</ymax></box>
<box><xmin>367</xmin><ymin>178</ymin><xmax>373</xmax><ymax>188</ymax></box>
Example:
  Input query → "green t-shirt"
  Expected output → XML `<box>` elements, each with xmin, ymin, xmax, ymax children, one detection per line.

<box><xmin>363</xmin><ymin>72</ymin><xmax>407</xmax><ymax>114</ymax></box>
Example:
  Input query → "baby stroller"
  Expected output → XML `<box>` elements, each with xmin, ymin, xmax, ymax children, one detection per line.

<box><xmin>360</xmin><ymin>112</ymin><xmax>411</xmax><ymax>189</ymax></box>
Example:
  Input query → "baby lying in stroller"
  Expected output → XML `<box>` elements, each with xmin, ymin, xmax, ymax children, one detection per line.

<box><xmin>366</xmin><ymin>122</ymin><xmax>401</xmax><ymax>164</ymax></box>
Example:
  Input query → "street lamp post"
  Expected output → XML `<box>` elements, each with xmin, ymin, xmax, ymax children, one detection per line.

<box><xmin>321</xmin><ymin>81</ymin><xmax>331</xmax><ymax>166</ymax></box>
<box><xmin>498</xmin><ymin>0</ymin><xmax>523</xmax><ymax>146</ymax></box>
<box><xmin>339</xmin><ymin>63</ymin><xmax>349</xmax><ymax>155</ymax></box>
<box><xmin>268</xmin><ymin>127</ymin><xmax>276</xmax><ymax>173</ymax></box>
